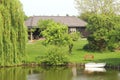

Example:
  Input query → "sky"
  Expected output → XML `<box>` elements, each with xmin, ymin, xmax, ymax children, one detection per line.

<box><xmin>20</xmin><ymin>0</ymin><xmax>79</xmax><ymax>16</ymax></box>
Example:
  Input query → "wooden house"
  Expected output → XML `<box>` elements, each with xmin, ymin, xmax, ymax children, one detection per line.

<box><xmin>25</xmin><ymin>16</ymin><xmax>88</xmax><ymax>39</ymax></box>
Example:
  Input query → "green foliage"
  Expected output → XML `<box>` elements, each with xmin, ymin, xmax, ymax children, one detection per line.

<box><xmin>79</xmin><ymin>12</ymin><xmax>94</xmax><ymax>22</ymax></box>
<box><xmin>37</xmin><ymin>46</ymin><xmax>69</xmax><ymax>66</ymax></box>
<box><xmin>27</xmin><ymin>39</ymin><xmax>120</xmax><ymax>65</ymax></box>
<box><xmin>41</xmin><ymin>20</ymin><xmax>74</xmax><ymax>53</ymax></box>
<box><xmin>107</xmin><ymin>15</ymin><xmax>120</xmax><ymax>50</ymax></box>
<box><xmin>85</xmin><ymin>14</ymin><xmax>120</xmax><ymax>51</ymax></box>
<box><xmin>28</xmin><ymin>28</ymin><xmax>36</xmax><ymax>32</ymax></box>
<box><xmin>69</xmin><ymin>31</ymin><xmax>80</xmax><ymax>41</ymax></box>
<box><xmin>37</xmin><ymin>19</ymin><xmax>53</xmax><ymax>37</ymax></box>
<box><xmin>38</xmin><ymin>19</ymin><xmax>53</xmax><ymax>32</ymax></box>
<box><xmin>24</xmin><ymin>13</ymin><xmax>28</xmax><ymax>20</ymax></box>
<box><xmin>75</xmin><ymin>0</ymin><xmax>120</xmax><ymax>15</ymax></box>
<box><xmin>42</xmin><ymin>20</ymin><xmax>72</xmax><ymax>47</ymax></box>
<box><xmin>84</xmin><ymin>36</ymin><xmax>107</xmax><ymax>51</ymax></box>
<box><xmin>0</xmin><ymin>0</ymin><xmax>27</xmax><ymax>66</ymax></box>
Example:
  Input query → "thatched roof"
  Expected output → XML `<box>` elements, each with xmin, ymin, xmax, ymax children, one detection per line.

<box><xmin>25</xmin><ymin>16</ymin><xmax>87</xmax><ymax>28</ymax></box>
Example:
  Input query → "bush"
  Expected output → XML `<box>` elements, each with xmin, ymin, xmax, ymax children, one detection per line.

<box><xmin>83</xmin><ymin>36</ymin><xmax>107</xmax><ymax>51</ymax></box>
<box><xmin>37</xmin><ymin>46</ymin><xmax>69</xmax><ymax>66</ymax></box>
<box><xmin>108</xmin><ymin>42</ymin><xmax>120</xmax><ymax>52</ymax></box>
<box><xmin>86</xmin><ymin>14</ymin><xmax>120</xmax><ymax>51</ymax></box>
<box><xmin>69</xmin><ymin>32</ymin><xmax>80</xmax><ymax>41</ymax></box>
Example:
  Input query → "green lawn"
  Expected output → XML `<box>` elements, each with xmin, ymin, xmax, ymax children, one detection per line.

<box><xmin>26</xmin><ymin>39</ymin><xmax>120</xmax><ymax>65</ymax></box>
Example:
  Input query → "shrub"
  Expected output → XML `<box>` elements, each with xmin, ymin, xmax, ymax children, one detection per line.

<box><xmin>37</xmin><ymin>46</ymin><xmax>69</xmax><ymax>66</ymax></box>
<box><xmin>69</xmin><ymin>32</ymin><xmax>80</xmax><ymax>41</ymax></box>
<box><xmin>86</xmin><ymin>14</ymin><xmax>120</xmax><ymax>51</ymax></box>
<box><xmin>83</xmin><ymin>36</ymin><xmax>107</xmax><ymax>51</ymax></box>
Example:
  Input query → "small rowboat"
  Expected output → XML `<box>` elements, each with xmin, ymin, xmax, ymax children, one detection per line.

<box><xmin>85</xmin><ymin>62</ymin><xmax>106</xmax><ymax>68</ymax></box>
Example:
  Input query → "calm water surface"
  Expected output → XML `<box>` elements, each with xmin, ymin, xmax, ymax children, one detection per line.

<box><xmin>0</xmin><ymin>66</ymin><xmax>120</xmax><ymax>80</ymax></box>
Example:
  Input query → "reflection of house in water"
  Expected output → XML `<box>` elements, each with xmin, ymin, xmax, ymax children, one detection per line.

<box><xmin>27</xmin><ymin>74</ymin><xmax>41</xmax><ymax>80</ymax></box>
<box><xmin>72</xmin><ymin>66</ymin><xmax>77</xmax><ymax>77</ymax></box>
<box><xmin>25</xmin><ymin>16</ymin><xmax>88</xmax><ymax>40</ymax></box>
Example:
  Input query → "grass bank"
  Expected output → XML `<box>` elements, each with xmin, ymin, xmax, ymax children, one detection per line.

<box><xmin>26</xmin><ymin>39</ymin><xmax>120</xmax><ymax>65</ymax></box>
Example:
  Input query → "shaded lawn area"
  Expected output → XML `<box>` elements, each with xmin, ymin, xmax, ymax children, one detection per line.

<box><xmin>26</xmin><ymin>40</ymin><xmax>47</xmax><ymax>62</ymax></box>
<box><xmin>26</xmin><ymin>39</ymin><xmax>120</xmax><ymax>65</ymax></box>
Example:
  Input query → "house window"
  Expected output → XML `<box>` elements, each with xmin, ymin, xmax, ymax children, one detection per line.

<box><xmin>69</xmin><ymin>28</ymin><xmax>76</xmax><ymax>32</ymax></box>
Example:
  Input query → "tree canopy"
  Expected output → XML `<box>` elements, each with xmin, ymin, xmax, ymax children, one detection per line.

<box><xmin>41</xmin><ymin>20</ymin><xmax>72</xmax><ymax>46</ymax></box>
<box><xmin>75</xmin><ymin>0</ymin><xmax>120</xmax><ymax>51</ymax></box>
<box><xmin>38</xmin><ymin>19</ymin><xmax>53</xmax><ymax>32</ymax></box>
<box><xmin>38</xmin><ymin>19</ymin><xmax>74</xmax><ymax>54</ymax></box>
<box><xmin>75</xmin><ymin>0</ymin><xmax>120</xmax><ymax>15</ymax></box>
<box><xmin>84</xmin><ymin>14</ymin><xmax>120</xmax><ymax>51</ymax></box>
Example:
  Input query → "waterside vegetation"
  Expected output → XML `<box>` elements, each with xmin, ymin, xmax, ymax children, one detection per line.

<box><xmin>26</xmin><ymin>39</ymin><xmax>120</xmax><ymax>66</ymax></box>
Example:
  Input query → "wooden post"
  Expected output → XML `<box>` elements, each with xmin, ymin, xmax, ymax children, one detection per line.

<box><xmin>30</xmin><ymin>29</ymin><xmax>33</xmax><ymax>42</ymax></box>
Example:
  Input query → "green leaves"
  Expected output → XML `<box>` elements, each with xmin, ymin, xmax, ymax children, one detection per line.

<box><xmin>40</xmin><ymin>46</ymin><xmax>69</xmax><ymax>66</ymax></box>
<box><xmin>0</xmin><ymin>0</ymin><xmax>27</xmax><ymax>66</ymax></box>
<box><xmin>38</xmin><ymin>19</ymin><xmax>73</xmax><ymax>55</ymax></box>
<box><xmin>75</xmin><ymin>0</ymin><xmax>120</xmax><ymax>15</ymax></box>
<box><xmin>40</xmin><ymin>20</ymin><xmax>72</xmax><ymax>47</ymax></box>
<box><xmin>86</xmin><ymin>14</ymin><xmax>120</xmax><ymax>51</ymax></box>
<box><xmin>69</xmin><ymin>31</ymin><xmax>80</xmax><ymax>41</ymax></box>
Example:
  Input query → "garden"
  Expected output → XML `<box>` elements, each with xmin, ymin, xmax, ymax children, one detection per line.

<box><xmin>26</xmin><ymin>38</ymin><xmax>120</xmax><ymax>66</ymax></box>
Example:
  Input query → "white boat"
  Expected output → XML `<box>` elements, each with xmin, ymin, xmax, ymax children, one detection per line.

<box><xmin>85</xmin><ymin>62</ymin><xmax>106</xmax><ymax>68</ymax></box>
<box><xmin>85</xmin><ymin>67</ymin><xmax>106</xmax><ymax>72</ymax></box>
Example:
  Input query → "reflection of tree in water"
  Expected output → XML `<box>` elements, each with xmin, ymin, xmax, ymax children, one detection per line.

<box><xmin>0</xmin><ymin>67</ymin><xmax>28</xmax><ymax>80</ymax></box>
<box><xmin>41</xmin><ymin>67</ymin><xmax>72</xmax><ymax>80</ymax></box>
<box><xmin>26</xmin><ymin>66</ymin><xmax>73</xmax><ymax>80</ymax></box>
<box><xmin>1</xmin><ymin>66</ymin><xmax>119</xmax><ymax>80</ymax></box>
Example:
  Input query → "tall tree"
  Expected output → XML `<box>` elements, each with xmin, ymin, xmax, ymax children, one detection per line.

<box><xmin>0</xmin><ymin>0</ymin><xmax>27</xmax><ymax>66</ymax></box>
<box><xmin>37</xmin><ymin>19</ymin><xmax>53</xmax><ymax>37</ymax></box>
<box><xmin>42</xmin><ymin>20</ymin><xmax>72</xmax><ymax>47</ymax></box>
<box><xmin>75</xmin><ymin>0</ymin><xmax>120</xmax><ymax>15</ymax></box>
<box><xmin>78</xmin><ymin>12</ymin><xmax>94</xmax><ymax>22</ymax></box>
<box><xmin>40</xmin><ymin>20</ymin><xmax>73</xmax><ymax>53</ymax></box>
<box><xmin>85</xmin><ymin>14</ymin><xmax>120</xmax><ymax>51</ymax></box>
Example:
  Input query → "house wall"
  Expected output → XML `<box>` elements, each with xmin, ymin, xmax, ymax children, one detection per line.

<box><xmin>69</xmin><ymin>27</ymin><xmax>76</xmax><ymax>32</ymax></box>
<box><xmin>28</xmin><ymin>28</ymin><xmax>41</xmax><ymax>40</ymax></box>
<box><xmin>68</xmin><ymin>27</ymin><xmax>89</xmax><ymax>37</ymax></box>
<box><xmin>27</xmin><ymin>27</ymin><xmax>89</xmax><ymax>40</ymax></box>
<box><xmin>76</xmin><ymin>27</ymin><xmax>89</xmax><ymax>37</ymax></box>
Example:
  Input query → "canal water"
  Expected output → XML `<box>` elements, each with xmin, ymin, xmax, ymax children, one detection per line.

<box><xmin>0</xmin><ymin>66</ymin><xmax>120</xmax><ymax>80</ymax></box>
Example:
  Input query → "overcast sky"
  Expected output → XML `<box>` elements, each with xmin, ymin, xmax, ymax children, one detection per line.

<box><xmin>20</xmin><ymin>0</ymin><xmax>79</xmax><ymax>16</ymax></box>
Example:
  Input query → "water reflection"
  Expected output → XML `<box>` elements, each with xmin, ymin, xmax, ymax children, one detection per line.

<box><xmin>27</xmin><ymin>74</ymin><xmax>40</xmax><ymax>80</ymax></box>
<box><xmin>72</xmin><ymin>66</ymin><xmax>77</xmax><ymax>77</ymax></box>
<box><xmin>72</xmin><ymin>67</ymin><xmax>119</xmax><ymax>80</ymax></box>
<box><xmin>85</xmin><ymin>67</ymin><xmax>106</xmax><ymax>73</ymax></box>
<box><xmin>27</xmin><ymin>66</ymin><xmax>72</xmax><ymax>80</ymax></box>
<box><xmin>0</xmin><ymin>66</ymin><xmax>120</xmax><ymax>80</ymax></box>
<box><xmin>0</xmin><ymin>67</ymin><xmax>27</xmax><ymax>80</ymax></box>
<box><xmin>40</xmin><ymin>67</ymin><xmax>72</xmax><ymax>80</ymax></box>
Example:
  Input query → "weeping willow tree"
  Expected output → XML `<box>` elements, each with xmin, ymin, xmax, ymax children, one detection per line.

<box><xmin>0</xmin><ymin>0</ymin><xmax>27</xmax><ymax>66</ymax></box>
